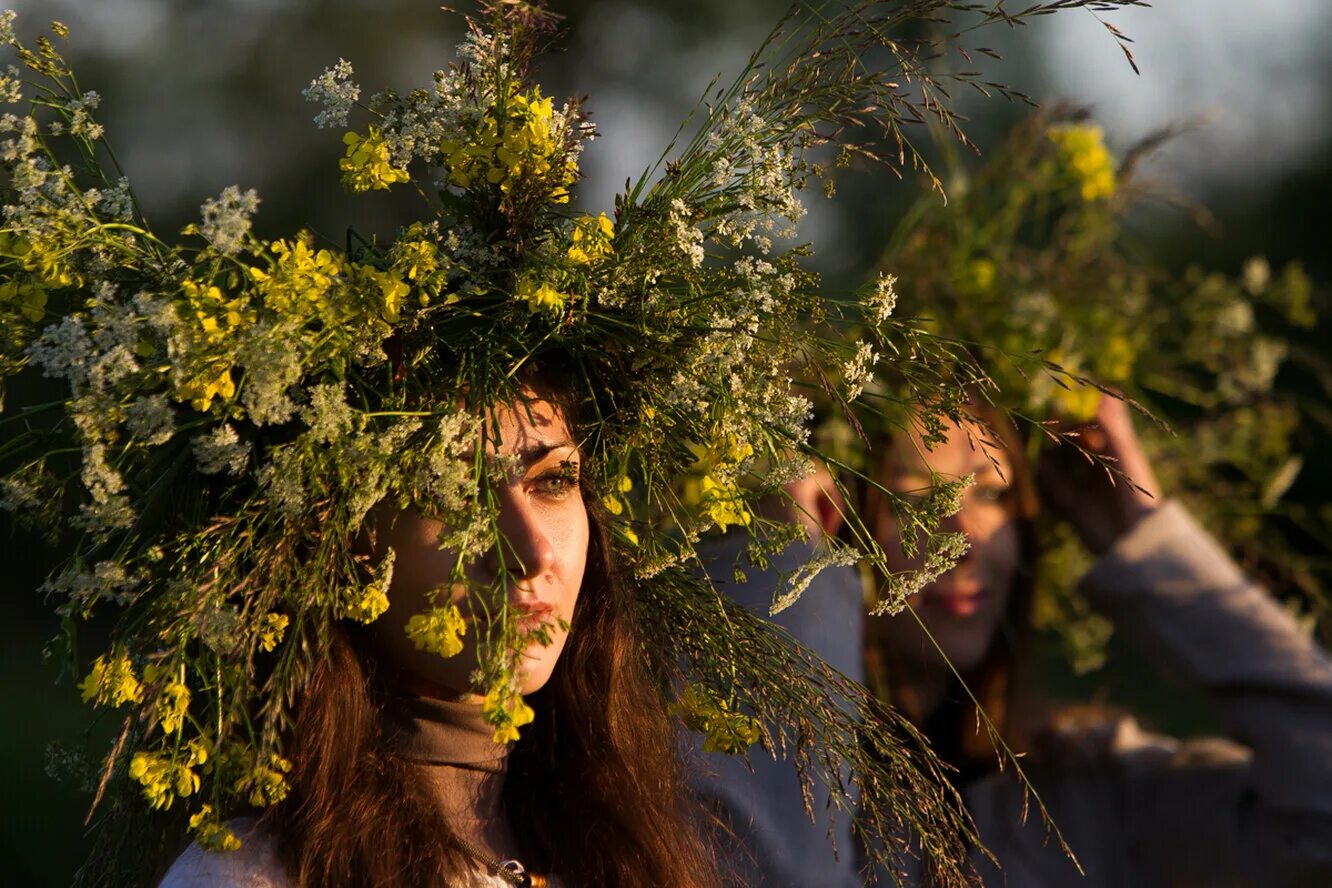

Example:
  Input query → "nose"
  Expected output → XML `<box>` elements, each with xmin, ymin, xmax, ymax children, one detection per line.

<box><xmin>937</xmin><ymin>504</ymin><xmax>977</xmax><ymax>549</ymax></box>
<box><xmin>485</xmin><ymin>487</ymin><xmax>557</xmax><ymax>587</ymax></box>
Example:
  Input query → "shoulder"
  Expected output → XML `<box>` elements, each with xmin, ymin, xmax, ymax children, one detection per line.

<box><xmin>159</xmin><ymin>819</ymin><xmax>288</xmax><ymax>888</ymax></box>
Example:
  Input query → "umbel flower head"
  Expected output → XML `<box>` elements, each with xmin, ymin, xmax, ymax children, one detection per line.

<box><xmin>0</xmin><ymin>3</ymin><xmax>1148</xmax><ymax>882</ymax></box>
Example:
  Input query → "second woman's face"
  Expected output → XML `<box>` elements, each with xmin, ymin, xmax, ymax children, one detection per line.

<box><xmin>370</xmin><ymin>396</ymin><xmax>589</xmax><ymax>700</ymax></box>
<box><xmin>875</xmin><ymin>422</ymin><xmax>1021</xmax><ymax>675</ymax></box>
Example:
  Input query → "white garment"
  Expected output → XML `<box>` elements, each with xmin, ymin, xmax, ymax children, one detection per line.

<box><xmin>159</xmin><ymin>817</ymin><xmax>523</xmax><ymax>888</ymax></box>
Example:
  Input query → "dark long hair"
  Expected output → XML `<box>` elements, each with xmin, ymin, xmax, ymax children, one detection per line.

<box><xmin>262</xmin><ymin>472</ymin><xmax>718</xmax><ymax>887</ymax></box>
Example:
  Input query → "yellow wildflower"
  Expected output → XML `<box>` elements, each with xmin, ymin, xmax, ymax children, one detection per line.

<box><xmin>700</xmin><ymin>475</ymin><xmax>752</xmax><ymax>531</ymax></box>
<box><xmin>342</xmin><ymin>583</ymin><xmax>390</xmax><ymax>623</ymax></box>
<box><xmin>482</xmin><ymin>683</ymin><xmax>535</xmax><ymax>744</ymax></box>
<box><xmin>238</xmin><ymin>753</ymin><xmax>292</xmax><ymax>807</ymax></box>
<box><xmin>189</xmin><ymin>805</ymin><xmax>242</xmax><ymax>852</ymax></box>
<box><xmin>0</xmin><ymin>278</ymin><xmax>48</xmax><ymax>321</ymax></box>
<box><xmin>2</xmin><ymin>230</ymin><xmax>82</xmax><ymax>289</ymax></box>
<box><xmin>340</xmin><ymin>126</ymin><xmax>410</xmax><ymax>192</ymax></box>
<box><xmin>178</xmin><ymin>362</ymin><xmax>236</xmax><ymax>413</ymax></box>
<box><xmin>249</xmin><ymin>235</ymin><xmax>343</xmax><ymax>315</ymax></box>
<box><xmin>128</xmin><ymin>739</ymin><xmax>207</xmax><ymax>810</ymax></box>
<box><xmin>622</xmin><ymin>528</ymin><xmax>639</xmax><ymax>546</ymax></box>
<box><xmin>567</xmin><ymin>213</ymin><xmax>614</xmax><ymax>265</ymax></box>
<box><xmin>1097</xmin><ymin>333</ymin><xmax>1135</xmax><ymax>383</ymax></box>
<box><xmin>392</xmin><ymin>228</ymin><xmax>438</xmax><ymax>281</ymax></box>
<box><xmin>1048</xmin><ymin>124</ymin><xmax>1116</xmax><ymax>201</ymax></box>
<box><xmin>258</xmin><ymin>613</ymin><xmax>289</xmax><ymax>653</ymax></box>
<box><xmin>601</xmin><ymin>475</ymin><xmax>633</xmax><ymax>516</ymax></box>
<box><xmin>673</xmin><ymin>683</ymin><xmax>761</xmax><ymax>754</ymax></box>
<box><xmin>181</xmin><ymin>279</ymin><xmax>252</xmax><ymax>345</ymax></box>
<box><xmin>1052</xmin><ymin>385</ymin><xmax>1101</xmax><ymax>422</ymax></box>
<box><xmin>156</xmin><ymin>679</ymin><xmax>191</xmax><ymax>735</ymax></box>
<box><xmin>516</xmin><ymin>275</ymin><xmax>567</xmax><ymax>313</ymax></box>
<box><xmin>390</xmin><ymin>226</ymin><xmax>447</xmax><ymax>305</ymax></box>
<box><xmin>79</xmin><ymin>652</ymin><xmax>143</xmax><ymax>708</ymax></box>
<box><xmin>441</xmin><ymin>86</ymin><xmax>576</xmax><ymax>205</ymax></box>
<box><xmin>405</xmin><ymin>603</ymin><xmax>467</xmax><ymax>658</ymax></box>
<box><xmin>958</xmin><ymin>257</ymin><xmax>997</xmax><ymax>295</ymax></box>
<box><xmin>354</xmin><ymin>264</ymin><xmax>411</xmax><ymax>322</ymax></box>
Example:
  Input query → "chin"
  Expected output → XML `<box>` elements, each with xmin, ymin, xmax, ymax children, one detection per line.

<box><xmin>515</xmin><ymin>640</ymin><xmax>568</xmax><ymax>694</ymax></box>
<box><xmin>934</xmin><ymin>628</ymin><xmax>998</xmax><ymax>674</ymax></box>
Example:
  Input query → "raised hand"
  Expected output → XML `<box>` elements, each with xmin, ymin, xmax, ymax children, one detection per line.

<box><xmin>1038</xmin><ymin>395</ymin><xmax>1162</xmax><ymax>555</ymax></box>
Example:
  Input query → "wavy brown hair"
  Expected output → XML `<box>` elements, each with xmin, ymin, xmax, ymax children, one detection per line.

<box><xmin>261</xmin><ymin>486</ymin><xmax>719</xmax><ymax>888</ymax></box>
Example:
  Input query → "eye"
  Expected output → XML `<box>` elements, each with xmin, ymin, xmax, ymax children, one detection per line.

<box><xmin>972</xmin><ymin>483</ymin><xmax>1010</xmax><ymax>504</ymax></box>
<box><xmin>531</xmin><ymin>463</ymin><xmax>580</xmax><ymax>499</ymax></box>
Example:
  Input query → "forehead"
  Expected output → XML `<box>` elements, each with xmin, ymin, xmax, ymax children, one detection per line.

<box><xmin>889</xmin><ymin>419</ymin><xmax>1011</xmax><ymax>479</ymax></box>
<box><xmin>485</xmin><ymin>396</ymin><xmax>573</xmax><ymax>455</ymax></box>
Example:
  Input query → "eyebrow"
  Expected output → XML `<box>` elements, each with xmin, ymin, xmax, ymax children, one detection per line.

<box><xmin>514</xmin><ymin>439</ymin><xmax>578</xmax><ymax>466</ymax></box>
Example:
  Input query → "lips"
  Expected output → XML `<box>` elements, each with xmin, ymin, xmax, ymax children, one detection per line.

<box><xmin>512</xmin><ymin>600</ymin><xmax>556</xmax><ymax>634</ymax></box>
<box><xmin>921</xmin><ymin>580</ymin><xmax>988</xmax><ymax>618</ymax></box>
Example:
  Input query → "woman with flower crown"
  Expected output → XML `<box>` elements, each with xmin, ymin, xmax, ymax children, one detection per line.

<box><xmin>156</xmin><ymin>375</ymin><xmax>720</xmax><ymax>887</ymax></box>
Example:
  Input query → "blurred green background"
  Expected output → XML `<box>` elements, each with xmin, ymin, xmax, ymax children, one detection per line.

<box><xmin>3</xmin><ymin>1</ymin><xmax>1329</xmax><ymax>883</ymax></box>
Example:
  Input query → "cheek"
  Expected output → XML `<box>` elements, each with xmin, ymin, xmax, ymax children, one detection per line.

<box><xmin>971</xmin><ymin>516</ymin><xmax>1021</xmax><ymax>587</ymax></box>
<box><xmin>560</xmin><ymin>511</ymin><xmax>590</xmax><ymax>614</ymax></box>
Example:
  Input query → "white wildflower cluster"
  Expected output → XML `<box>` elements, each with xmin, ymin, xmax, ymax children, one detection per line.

<box><xmin>28</xmin><ymin>316</ymin><xmax>94</xmax><ymax>389</ymax></box>
<box><xmin>74</xmin><ymin>442</ymin><xmax>135</xmax><ymax>535</ymax></box>
<box><xmin>238</xmin><ymin>334</ymin><xmax>302</xmax><ymax>426</ymax></box>
<box><xmin>300</xmin><ymin>383</ymin><xmax>355</xmax><ymax>444</ymax></box>
<box><xmin>0</xmin><ymin>10</ymin><xmax>15</xmax><ymax>46</ymax></box>
<box><xmin>770</xmin><ymin>543</ymin><xmax>862</xmax><ymax>615</ymax></box>
<box><xmin>1225</xmin><ymin>336</ymin><xmax>1286</xmax><ymax>397</ymax></box>
<box><xmin>1214</xmin><ymin>298</ymin><xmax>1255</xmax><ymax>338</ymax></box>
<box><xmin>302</xmin><ymin>59</ymin><xmax>360</xmax><ymax>129</ymax></box>
<box><xmin>124</xmin><ymin>395</ymin><xmax>176</xmax><ymax>446</ymax></box>
<box><xmin>405</xmin><ymin>412</ymin><xmax>479</xmax><ymax>513</ymax></box>
<box><xmin>0</xmin><ymin>64</ymin><xmax>20</xmax><ymax>103</ymax></box>
<box><xmin>766</xmin><ymin>453</ymin><xmax>816</xmax><ymax>488</ymax></box>
<box><xmin>198</xmin><ymin>599</ymin><xmax>243</xmax><ymax>656</ymax></box>
<box><xmin>871</xmin><ymin>531</ymin><xmax>970</xmax><ymax>616</ymax></box>
<box><xmin>705</xmin><ymin>100</ymin><xmax>806</xmax><ymax>253</ymax></box>
<box><xmin>61</xmin><ymin>91</ymin><xmax>104</xmax><ymax>141</ymax></box>
<box><xmin>41</xmin><ymin>560</ymin><xmax>142</xmax><ymax>611</ymax></box>
<box><xmin>44</xmin><ymin>742</ymin><xmax>96</xmax><ymax>793</ymax></box>
<box><xmin>0</xmin><ymin>109</ymin><xmax>36</xmax><ymax>161</ymax></box>
<box><xmin>98</xmin><ymin>177</ymin><xmax>134</xmax><ymax>221</ymax></box>
<box><xmin>455</xmin><ymin>28</ymin><xmax>511</xmax><ymax>77</ymax></box>
<box><xmin>198</xmin><ymin>186</ymin><xmax>260</xmax><ymax>254</ymax></box>
<box><xmin>193</xmin><ymin>424</ymin><xmax>251</xmax><ymax>476</ymax></box>
<box><xmin>928</xmin><ymin>473</ymin><xmax>973</xmax><ymax>518</ymax></box>
<box><xmin>842</xmin><ymin>339</ymin><xmax>877</xmax><ymax>403</ymax></box>
<box><xmin>377</xmin><ymin>71</ymin><xmax>471</xmax><ymax>170</ymax></box>
<box><xmin>668</xmin><ymin>199</ymin><xmax>705</xmax><ymax>268</ymax></box>
<box><xmin>0</xmin><ymin>472</ymin><xmax>39</xmax><ymax>513</ymax></box>
<box><xmin>865</xmin><ymin>272</ymin><xmax>898</xmax><ymax>325</ymax></box>
<box><xmin>258</xmin><ymin>447</ymin><xmax>308</xmax><ymax>515</ymax></box>
<box><xmin>1011</xmin><ymin>290</ymin><xmax>1058</xmax><ymax>339</ymax></box>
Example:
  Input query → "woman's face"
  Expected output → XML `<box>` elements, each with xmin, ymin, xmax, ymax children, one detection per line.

<box><xmin>369</xmin><ymin>395</ymin><xmax>589</xmax><ymax>700</ymax></box>
<box><xmin>875</xmin><ymin>421</ymin><xmax>1021</xmax><ymax>675</ymax></box>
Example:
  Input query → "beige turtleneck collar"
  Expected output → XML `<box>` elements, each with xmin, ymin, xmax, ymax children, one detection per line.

<box><xmin>386</xmin><ymin>694</ymin><xmax>510</xmax><ymax>771</ymax></box>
